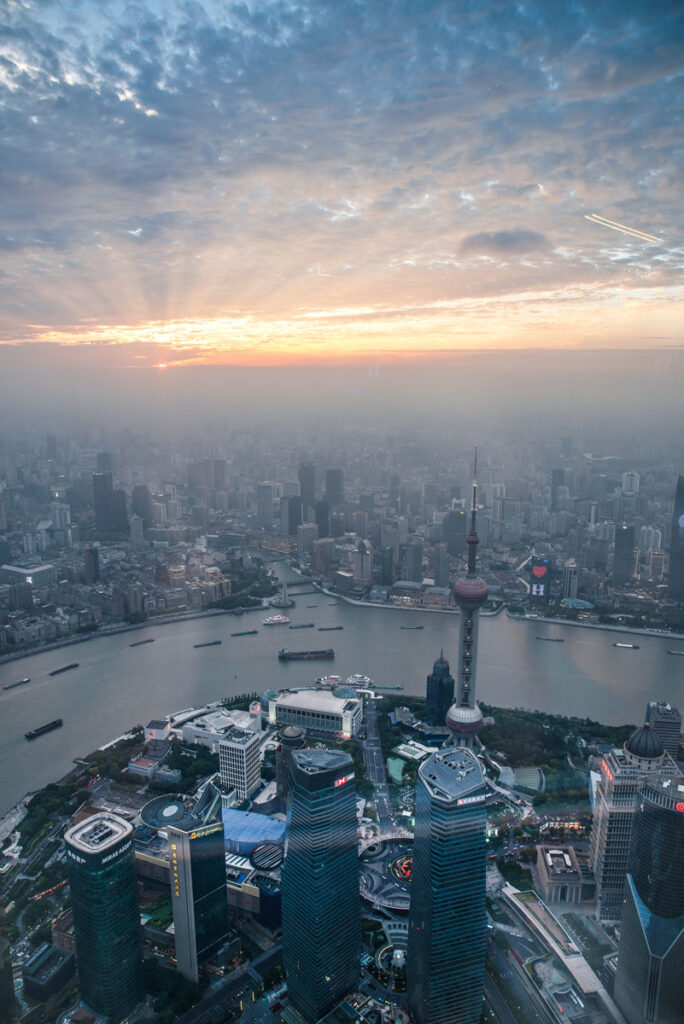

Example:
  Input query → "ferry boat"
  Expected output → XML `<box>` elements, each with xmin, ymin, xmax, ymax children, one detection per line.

<box><xmin>613</xmin><ymin>642</ymin><xmax>640</xmax><ymax>649</ymax></box>
<box><xmin>667</xmin><ymin>649</ymin><xmax>684</xmax><ymax>656</ymax></box>
<box><xmin>25</xmin><ymin>718</ymin><xmax>63</xmax><ymax>740</ymax></box>
<box><xmin>346</xmin><ymin>673</ymin><xmax>373</xmax><ymax>688</ymax></box>
<box><xmin>130</xmin><ymin>638</ymin><xmax>155</xmax><ymax>648</ymax></box>
<box><xmin>536</xmin><ymin>636</ymin><xmax>565</xmax><ymax>643</ymax></box>
<box><xmin>400</xmin><ymin>625</ymin><xmax>424</xmax><ymax>630</ymax></box>
<box><xmin>316</xmin><ymin>674</ymin><xmax>343</xmax><ymax>687</ymax></box>
<box><xmin>231</xmin><ymin>629</ymin><xmax>258</xmax><ymax>637</ymax></box>
<box><xmin>3</xmin><ymin>677</ymin><xmax>30</xmax><ymax>691</ymax></box>
<box><xmin>193</xmin><ymin>640</ymin><xmax>222</xmax><ymax>648</ymax></box>
<box><xmin>318</xmin><ymin>625</ymin><xmax>344</xmax><ymax>631</ymax></box>
<box><xmin>278</xmin><ymin>648</ymin><xmax>334</xmax><ymax>661</ymax></box>
<box><xmin>48</xmin><ymin>663</ymin><xmax>79</xmax><ymax>677</ymax></box>
<box><xmin>289</xmin><ymin>623</ymin><xmax>315</xmax><ymax>630</ymax></box>
<box><xmin>263</xmin><ymin>615</ymin><xmax>291</xmax><ymax>626</ymax></box>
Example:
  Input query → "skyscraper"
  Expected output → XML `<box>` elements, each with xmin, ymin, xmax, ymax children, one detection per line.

<box><xmin>442</xmin><ymin>509</ymin><xmax>466</xmax><ymax>555</ymax></box>
<box><xmin>83</xmin><ymin>544</ymin><xmax>99</xmax><ymax>584</ymax></box>
<box><xmin>257</xmin><ymin>483</ymin><xmax>274</xmax><ymax>531</ymax></box>
<box><xmin>325</xmin><ymin>468</ymin><xmax>344</xmax><ymax>505</ymax></box>
<box><xmin>0</xmin><ymin>901</ymin><xmax>17</xmax><ymax>1024</ymax></box>
<box><xmin>407</xmin><ymin>747</ymin><xmax>487</xmax><ymax>1024</ymax></box>
<box><xmin>669</xmin><ymin>474</ymin><xmax>684</xmax><ymax>601</ymax></box>
<box><xmin>590</xmin><ymin>724</ymin><xmax>677</xmax><ymax>922</ymax></box>
<box><xmin>551</xmin><ymin>466</ymin><xmax>565</xmax><ymax>512</ymax></box>
<box><xmin>298</xmin><ymin>461</ymin><xmax>315</xmax><ymax>507</ymax></box>
<box><xmin>613</xmin><ymin>523</ymin><xmax>636</xmax><ymax>585</ymax></box>
<box><xmin>131</xmin><ymin>484</ymin><xmax>152</xmax><ymax>529</ymax></box>
<box><xmin>64</xmin><ymin>813</ymin><xmax>144</xmax><ymax>1021</ymax></box>
<box><xmin>281</xmin><ymin>749</ymin><xmax>360</xmax><ymax>1023</ymax></box>
<box><xmin>433</xmin><ymin>542</ymin><xmax>449</xmax><ymax>588</ymax></box>
<box><xmin>275</xmin><ymin>725</ymin><xmax>306</xmax><ymax>812</ymax></box>
<box><xmin>446</xmin><ymin>449</ymin><xmax>488</xmax><ymax>747</ymax></box>
<box><xmin>315</xmin><ymin>498</ymin><xmax>330</xmax><ymax>538</ymax></box>
<box><xmin>645</xmin><ymin>702</ymin><xmax>682</xmax><ymax>761</ymax></box>
<box><xmin>219</xmin><ymin>728</ymin><xmax>261</xmax><ymax>803</ymax></box>
<box><xmin>425</xmin><ymin>652</ymin><xmax>454</xmax><ymax>726</ymax></box>
<box><xmin>613</xmin><ymin>773</ymin><xmax>684</xmax><ymax>1024</ymax></box>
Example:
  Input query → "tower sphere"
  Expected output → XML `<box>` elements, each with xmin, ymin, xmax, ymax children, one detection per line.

<box><xmin>452</xmin><ymin>575</ymin><xmax>488</xmax><ymax>607</ymax></box>
<box><xmin>446</xmin><ymin>704</ymin><xmax>484</xmax><ymax>737</ymax></box>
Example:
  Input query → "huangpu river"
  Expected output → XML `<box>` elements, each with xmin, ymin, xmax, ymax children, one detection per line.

<box><xmin>0</xmin><ymin>569</ymin><xmax>681</xmax><ymax>816</ymax></box>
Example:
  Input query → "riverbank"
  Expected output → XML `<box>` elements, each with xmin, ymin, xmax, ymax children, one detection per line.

<box><xmin>0</xmin><ymin>604</ymin><xmax>265</xmax><ymax>666</ymax></box>
<box><xmin>506</xmin><ymin>611</ymin><xmax>684</xmax><ymax>642</ymax></box>
<box><xmin>316</xmin><ymin>584</ymin><xmax>505</xmax><ymax>617</ymax></box>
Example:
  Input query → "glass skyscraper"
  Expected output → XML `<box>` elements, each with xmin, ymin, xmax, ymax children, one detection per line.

<box><xmin>407</xmin><ymin>747</ymin><xmax>487</xmax><ymax>1024</ymax></box>
<box><xmin>281</xmin><ymin>749</ymin><xmax>360</xmax><ymax>1023</ymax></box>
<box><xmin>614</xmin><ymin>774</ymin><xmax>684</xmax><ymax>1024</ymax></box>
<box><xmin>425</xmin><ymin>651</ymin><xmax>454</xmax><ymax>726</ymax></box>
<box><xmin>64</xmin><ymin>812</ymin><xmax>144</xmax><ymax>1022</ymax></box>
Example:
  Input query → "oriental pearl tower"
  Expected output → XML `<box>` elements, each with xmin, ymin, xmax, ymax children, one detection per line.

<box><xmin>446</xmin><ymin>447</ymin><xmax>487</xmax><ymax>747</ymax></box>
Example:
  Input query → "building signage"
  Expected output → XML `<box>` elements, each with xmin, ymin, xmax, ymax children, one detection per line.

<box><xmin>102</xmin><ymin>839</ymin><xmax>131</xmax><ymax>864</ymax></box>
<box><xmin>457</xmin><ymin>794</ymin><xmax>485</xmax><ymax>806</ymax></box>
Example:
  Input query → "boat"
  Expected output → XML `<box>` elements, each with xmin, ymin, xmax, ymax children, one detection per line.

<box><xmin>263</xmin><ymin>615</ymin><xmax>291</xmax><ymax>626</ymax></box>
<box><xmin>3</xmin><ymin>677</ymin><xmax>30</xmax><ymax>691</ymax></box>
<box><xmin>193</xmin><ymin>640</ymin><xmax>222</xmax><ymax>648</ymax></box>
<box><xmin>400</xmin><ymin>625</ymin><xmax>424</xmax><ymax>630</ymax></box>
<box><xmin>346</xmin><ymin>673</ymin><xmax>373</xmax><ymax>688</ymax></box>
<box><xmin>25</xmin><ymin>719</ymin><xmax>63</xmax><ymax>740</ymax></box>
<box><xmin>278</xmin><ymin>649</ymin><xmax>335</xmax><ymax>661</ymax></box>
<box><xmin>130</xmin><ymin>638</ymin><xmax>155</xmax><ymax>648</ymax></box>
<box><xmin>536</xmin><ymin>636</ymin><xmax>565</xmax><ymax>643</ymax></box>
<box><xmin>318</xmin><ymin>625</ymin><xmax>344</xmax><ymax>631</ymax></box>
<box><xmin>375</xmin><ymin>684</ymin><xmax>404</xmax><ymax>690</ymax></box>
<box><xmin>306</xmin><ymin>605</ymin><xmax>318</xmax><ymax>608</ymax></box>
<box><xmin>667</xmin><ymin>649</ymin><xmax>684</xmax><ymax>656</ymax></box>
<box><xmin>289</xmin><ymin>623</ymin><xmax>315</xmax><ymax>630</ymax></box>
<box><xmin>316</xmin><ymin>674</ymin><xmax>343</xmax><ymax>687</ymax></box>
<box><xmin>231</xmin><ymin>629</ymin><xmax>258</xmax><ymax>637</ymax></box>
<box><xmin>613</xmin><ymin>642</ymin><xmax>640</xmax><ymax>649</ymax></box>
<box><xmin>48</xmin><ymin>663</ymin><xmax>79</xmax><ymax>677</ymax></box>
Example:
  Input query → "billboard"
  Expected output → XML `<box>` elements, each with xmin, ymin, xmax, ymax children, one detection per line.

<box><xmin>529</xmin><ymin>557</ymin><xmax>551</xmax><ymax>603</ymax></box>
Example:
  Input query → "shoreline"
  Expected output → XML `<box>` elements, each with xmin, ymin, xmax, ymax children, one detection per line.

<box><xmin>505</xmin><ymin>611</ymin><xmax>684</xmax><ymax>642</ymax></box>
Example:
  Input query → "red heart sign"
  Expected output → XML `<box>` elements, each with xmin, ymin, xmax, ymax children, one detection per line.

<box><xmin>532</xmin><ymin>566</ymin><xmax>547</xmax><ymax>578</ymax></box>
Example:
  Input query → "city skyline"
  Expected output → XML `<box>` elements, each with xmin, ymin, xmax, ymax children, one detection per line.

<box><xmin>1</xmin><ymin>1</ymin><xmax>683</xmax><ymax>371</ymax></box>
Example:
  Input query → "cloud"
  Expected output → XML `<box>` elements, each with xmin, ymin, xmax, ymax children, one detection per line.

<box><xmin>459</xmin><ymin>230</ymin><xmax>551</xmax><ymax>256</ymax></box>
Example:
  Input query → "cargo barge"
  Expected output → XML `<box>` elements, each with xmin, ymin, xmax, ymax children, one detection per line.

<box><xmin>278</xmin><ymin>649</ymin><xmax>335</xmax><ymax>661</ymax></box>
<box><xmin>193</xmin><ymin>640</ymin><xmax>222</xmax><ymax>648</ymax></box>
<box><xmin>26</xmin><ymin>718</ymin><xmax>63</xmax><ymax>740</ymax></box>
<box><xmin>130</xmin><ymin>638</ymin><xmax>155</xmax><ymax>648</ymax></box>
<box><xmin>4</xmin><ymin>677</ymin><xmax>30</xmax><ymax>691</ymax></box>
<box><xmin>49</xmin><ymin>663</ymin><xmax>79</xmax><ymax>677</ymax></box>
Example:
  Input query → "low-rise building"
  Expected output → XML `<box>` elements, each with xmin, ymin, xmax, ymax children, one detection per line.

<box><xmin>270</xmin><ymin>688</ymin><xmax>363</xmax><ymax>738</ymax></box>
<box><xmin>535</xmin><ymin>845</ymin><xmax>595</xmax><ymax>905</ymax></box>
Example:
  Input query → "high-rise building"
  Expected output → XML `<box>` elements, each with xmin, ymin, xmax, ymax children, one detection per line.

<box><xmin>529</xmin><ymin>555</ymin><xmax>552</xmax><ymax>603</ymax></box>
<box><xmin>142</xmin><ymin>791</ymin><xmax>230</xmax><ymax>983</ymax></box>
<box><xmin>219</xmin><ymin>728</ymin><xmax>261</xmax><ymax>803</ymax></box>
<box><xmin>213</xmin><ymin>459</ymin><xmax>228</xmax><ymax>491</ymax></box>
<box><xmin>298</xmin><ymin>461</ymin><xmax>315</xmax><ymax>506</ymax></box>
<box><xmin>562</xmin><ymin>560</ymin><xmax>579</xmax><ymax>599</ymax></box>
<box><xmin>613</xmin><ymin>523</ymin><xmax>636</xmax><ymax>585</ymax></box>
<box><xmin>280</xmin><ymin>496</ymin><xmax>302</xmax><ymax>537</ymax></box>
<box><xmin>129</xmin><ymin>513</ymin><xmax>145</xmax><ymax>548</ymax></box>
<box><xmin>589</xmin><ymin>724</ymin><xmax>677</xmax><ymax>922</ymax></box>
<box><xmin>551</xmin><ymin>467</ymin><xmax>565</xmax><ymax>512</ymax></box>
<box><xmin>256</xmin><ymin>483</ymin><xmax>274</xmax><ymax>531</ymax></box>
<box><xmin>275</xmin><ymin>725</ymin><xmax>306</xmax><ymax>812</ymax></box>
<box><xmin>446</xmin><ymin>450</ymin><xmax>488</xmax><ymax>747</ymax></box>
<box><xmin>442</xmin><ymin>509</ymin><xmax>466</xmax><ymax>556</ymax></box>
<box><xmin>645</xmin><ymin>702</ymin><xmax>682</xmax><ymax>761</ymax></box>
<box><xmin>0</xmin><ymin>901</ymin><xmax>17</xmax><ymax>1024</ymax></box>
<box><xmin>433</xmin><ymin>542</ymin><xmax>449</xmax><ymax>588</ymax></box>
<box><xmin>92</xmin><ymin>471</ymin><xmax>114</xmax><ymax>533</ymax></box>
<box><xmin>425</xmin><ymin>652</ymin><xmax>454</xmax><ymax>726</ymax></box>
<box><xmin>131</xmin><ymin>484</ymin><xmax>152</xmax><ymax>529</ymax></box>
<box><xmin>353</xmin><ymin>539</ymin><xmax>372</xmax><ymax>584</ymax></box>
<box><xmin>314</xmin><ymin>499</ymin><xmax>330</xmax><ymax>538</ymax></box>
<box><xmin>407</xmin><ymin>747</ymin><xmax>487</xmax><ymax>1024</ymax></box>
<box><xmin>405</xmin><ymin>541</ymin><xmax>423</xmax><ymax>582</ymax></box>
<box><xmin>622</xmin><ymin>470</ymin><xmax>640</xmax><ymax>496</ymax></box>
<box><xmin>281</xmin><ymin>750</ymin><xmax>360</xmax><ymax>1023</ymax></box>
<box><xmin>613</xmin><ymin>773</ymin><xmax>684</xmax><ymax>1024</ymax></box>
<box><xmin>83</xmin><ymin>544</ymin><xmax>99</xmax><ymax>584</ymax></box>
<box><xmin>669</xmin><ymin>474</ymin><xmax>684</xmax><ymax>602</ymax></box>
<box><xmin>297</xmin><ymin>522</ymin><xmax>319</xmax><ymax>561</ymax></box>
<box><xmin>325</xmin><ymin>468</ymin><xmax>344</xmax><ymax>505</ymax></box>
<box><xmin>64</xmin><ymin>813</ymin><xmax>144</xmax><ymax>1021</ymax></box>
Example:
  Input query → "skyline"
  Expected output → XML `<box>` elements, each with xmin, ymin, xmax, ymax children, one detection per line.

<box><xmin>1</xmin><ymin>0</ymin><xmax>683</xmax><ymax>369</ymax></box>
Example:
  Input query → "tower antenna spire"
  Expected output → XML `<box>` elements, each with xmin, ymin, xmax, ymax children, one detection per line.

<box><xmin>467</xmin><ymin>445</ymin><xmax>479</xmax><ymax>576</ymax></box>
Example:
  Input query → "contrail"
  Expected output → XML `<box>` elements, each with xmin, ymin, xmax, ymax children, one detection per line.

<box><xmin>585</xmin><ymin>213</ymin><xmax>662</xmax><ymax>244</ymax></box>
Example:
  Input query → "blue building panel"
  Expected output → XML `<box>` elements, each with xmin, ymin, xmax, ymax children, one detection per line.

<box><xmin>221</xmin><ymin>808</ymin><xmax>286</xmax><ymax>855</ymax></box>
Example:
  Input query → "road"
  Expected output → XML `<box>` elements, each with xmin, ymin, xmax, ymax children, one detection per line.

<box><xmin>362</xmin><ymin>699</ymin><xmax>394</xmax><ymax>833</ymax></box>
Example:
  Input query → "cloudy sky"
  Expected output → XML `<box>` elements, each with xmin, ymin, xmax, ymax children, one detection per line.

<box><xmin>1</xmin><ymin>0</ymin><xmax>683</xmax><ymax>368</ymax></box>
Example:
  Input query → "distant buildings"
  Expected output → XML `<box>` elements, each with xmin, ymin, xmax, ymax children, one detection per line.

<box><xmin>425</xmin><ymin>652</ymin><xmax>454</xmax><ymax>726</ymax></box>
<box><xmin>669</xmin><ymin>474</ymin><xmax>684</xmax><ymax>601</ymax></box>
<box><xmin>64</xmin><ymin>813</ymin><xmax>144</xmax><ymax>1021</ymax></box>
<box><xmin>407</xmin><ymin>747</ymin><xmax>487</xmax><ymax>1024</ymax></box>
<box><xmin>613</xmin><ymin>773</ymin><xmax>684</xmax><ymax>1024</ymax></box>
<box><xmin>282</xmin><ymin>749</ymin><xmax>360</xmax><ymax>1023</ymax></box>
<box><xmin>325</xmin><ymin>468</ymin><xmax>344</xmax><ymax>505</ymax></box>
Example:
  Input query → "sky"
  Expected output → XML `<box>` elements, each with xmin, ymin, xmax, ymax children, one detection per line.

<box><xmin>1</xmin><ymin>0</ymin><xmax>683</xmax><ymax>370</ymax></box>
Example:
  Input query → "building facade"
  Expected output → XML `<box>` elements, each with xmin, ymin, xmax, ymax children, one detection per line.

<box><xmin>219</xmin><ymin>727</ymin><xmax>261</xmax><ymax>802</ymax></box>
<box><xmin>669</xmin><ymin>474</ymin><xmax>684</xmax><ymax>601</ymax></box>
<box><xmin>407</xmin><ymin>747</ymin><xmax>487</xmax><ymax>1024</ymax></box>
<box><xmin>275</xmin><ymin>725</ymin><xmax>307</xmax><ymax>811</ymax></box>
<box><xmin>281</xmin><ymin>749</ymin><xmax>360</xmax><ymax>1023</ymax></box>
<box><xmin>64</xmin><ymin>813</ymin><xmax>144</xmax><ymax>1022</ymax></box>
<box><xmin>614</xmin><ymin>774</ymin><xmax>684</xmax><ymax>1024</ymax></box>
<box><xmin>645</xmin><ymin>701</ymin><xmax>682</xmax><ymax>761</ymax></box>
<box><xmin>271</xmin><ymin>689</ymin><xmax>363</xmax><ymax>737</ymax></box>
<box><xmin>425</xmin><ymin>652</ymin><xmax>455</xmax><ymax>727</ymax></box>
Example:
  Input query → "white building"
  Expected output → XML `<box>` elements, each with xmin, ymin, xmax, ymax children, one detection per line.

<box><xmin>219</xmin><ymin>728</ymin><xmax>261</xmax><ymax>802</ymax></box>
<box><xmin>181</xmin><ymin>708</ymin><xmax>258</xmax><ymax>752</ymax></box>
<box><xmin>271</xmin><ymin>689</ymin><xmax>363</xmax><ymax>738</ymax></box>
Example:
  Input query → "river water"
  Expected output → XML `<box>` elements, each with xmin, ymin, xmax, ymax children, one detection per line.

<box><xmin>0</xmin><ymin>574</ymin><xmax>682</xmax><ymax>816</ymax></box>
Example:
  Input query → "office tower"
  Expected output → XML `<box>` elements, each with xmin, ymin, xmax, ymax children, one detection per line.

<box><xmin>131</xmin><ymin>484</ymin><xmax>152</xmax><ymax>529</ymax></box>
<box><xmin>282</xmin><ymin>750</ymin><xmax>360</xmax><ymax>1023</ymax></box>
<box><xmin>613</xmin><ymin>773</ymin><xmax>684</xmax><ymax>1024</ymax></box>
<box><xmin>0</xmin><ymin>901</ymin><xmax>17</xmax><ymax>1023</ymax></box>
<box><xmin>353</xmin><ymin>539</ymin><xmax>373</xmax><ymax>584</ymax></box>
<box><xmin>407</xmin><ymin>747</ymin><xmax>487</xmax><ymax>1024</ymax></box>
<box><xmin>645</xmin><ymin>702</ymin><xmax>682</xmax><ymax>761</ymax></box>
<box><xmin>298</xmin><ymin>461</ymin><xmax>315</xmax><ymax>506</ymax></box>
<box><xmin>425</xmin><ymin>652</ymin><xmax>455</xmax><ymax>726</ymax></box>
<box><xmin>297</xmin><ymin>522</ymin><xmax>319</xmax><ymax>561</ymax></box>
<box><xmin>551</xmin><ymin>467</ymin><xmax>565</xmax><ymax>511</ymax></box>
<box><xmin>405</xmin><ymin>541</ymin><xmax>423</xmax><ymax>582</ymax></box>
<box><xmin>650</xmin><ymin>549</ymin><xmax>667</xmax><ymax>581</ymax></box>
<box><xmin>622</xmin><ymin>470</ymin><xmax>640</xmax><ymax>496</ymax></box>
<box><xmin>92</xmin><ymin>471</ymin><xmax>114</xmax><ymax>533</ymax></box>
<box><xmin>257</xmin><ymin>483</ymin><xmax>274</xmax><ymax>531</ymax></box>
<box><xmin>129</xmin><ymin>513</ymin><xmax>144</xmax><ymax>548</ymax></box>
<box><xmin>562</xmin><ymin>560</ymin><xmax>579</xmax><ymax>599</ymax></box>
<box><xmin>0</xmin><ymin>500</ymin><xmax>7</xmax><ymax>533</ymax></box>
<box><xmin>590</xmin><ymin>724</ymin><xmax>677</xmax><ymax>922</ymax></box>
<box><xmin>83</xmin><ymin>544</ymin><xmax>99</xmax><ymax>584</ymax></box>
<box><xmin>315</xmin><ymin>498</ymin><xmax>330</xmax><ymax>538</ymax></box>
<box><xmin>613</xmin><ymin>524</ymin><xmax>636</xmax><ymax>584</ymax></box>
<box><xmin>432</xmin><ymin>542</ymin><xmax>449</xmax><ymax>588</ymax></box>
<box><xmin>50</xmin><ymin>501</ymin><xmax>71</xmax><ymax>531</ymax></box>
<box><xmin>670</xmin><ymin>475</ymin><xmax>684</xmax><ymax>601</ymax></box>
<box><xmin>275</xmin><ymin>725</ymin><xmax>306</xmax><ymax>812</ymax></box>
<box><xmin>280</xmin><ymin>495</ymin><xmax>302</xmax><ymax>537</ymax></box>
<box><xmin>442</xmin><ymin>509</ymin><xmax>466</xmax><ymax>555</ymax></box>
<box><xmin>64</xmin><ymin>813</ymin><xmax>144</xmax><ymax>1021</ymax></box>
<box><xmin>219</xmin><ymin>728</ymin><xmax>261</xmax><ymax>802</ymax></box>
<box><xmin>381</xmin><ymin>545</ymin><xmax>395</xmax><ymax>585</ymax></box>
<box><xmin>325</xmin><ymin>468</ymin><xmax>344</xmax><ymax>505</ymax></box>
<box><xmin>446</xmin><ymin>450</ymin><xmax>488</xmax><ymax>747</ymax></box>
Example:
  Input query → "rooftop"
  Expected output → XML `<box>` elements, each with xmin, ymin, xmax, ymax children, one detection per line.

<box><xmin>419</xmin><ymin>747</ymin><xmax>486</xmax><ymax>803</ymax></box>
<box><xmin>65</xmin><ymin>812</ymin><xmax>132</xmax><ymax>854</ymax></box>
<box><xmin>293</xmin><ymin>748</ymin><xmax>351</xmax><ymax>775</ymax></box>
<box><xmin>275</xmin><ymin>688</ymin><xmax>361</xmax><ymax>714</ymax></box>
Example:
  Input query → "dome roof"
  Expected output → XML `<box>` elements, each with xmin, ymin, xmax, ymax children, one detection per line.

<box><xmin>280</xmin><ymin>725</ymin><xmax>306</xmax><ymax>744</ymax></box>
<box><xmin>625</xmin><ymin>723</ymin><xmax>664</xmax><ymax>760</ymax></box>
<box><xmin>453</xmin><ymin>575</ymin><xmax>488</xmax><ymax>607</ymax></box>
<box><xmin>446</xmin><ymin>703</ymin><xmax>484</xmax><ymax>735</ymax></box>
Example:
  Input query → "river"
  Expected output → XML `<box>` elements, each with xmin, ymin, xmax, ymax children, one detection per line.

<box><xmin>0</xmin><ymin>572</ymin><xmax>682</xmax><ymax>816</ymax></box>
